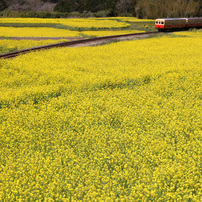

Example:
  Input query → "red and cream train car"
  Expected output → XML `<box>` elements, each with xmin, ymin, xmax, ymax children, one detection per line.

<box><xmin>155</xmin><ymin>17</ymin><xmax>202</xmax><ymax>31</ymax></box>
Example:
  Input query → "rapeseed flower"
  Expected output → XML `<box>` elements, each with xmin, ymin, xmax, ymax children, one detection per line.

<box><xmin>0</xmin><ymin>30</ymin><xmax>201</xmax><ymax>201</ymax></box>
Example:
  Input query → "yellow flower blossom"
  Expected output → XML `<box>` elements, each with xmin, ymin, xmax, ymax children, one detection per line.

<box><xmin>0</xmin><ymin>39</ymin><xmax>68</xmax><ymax>54</ymax></box>
<box><xmin>0</xmin><ymin>27</ymin><xmax>80</xmax><ymax>37</ymax></box>
<box><xmin>0</xmin><ymin>17</ymin><xmax>130</xmax><ymax>29</ymax></box>
<box><xmin>0</xmin><ymin>30</ymin><xmax>201</xmax><ymax>201</ymax></box>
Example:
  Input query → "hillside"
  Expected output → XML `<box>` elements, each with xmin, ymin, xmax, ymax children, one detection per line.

<box><xmin>1</xmin><ymin>0</ymin><xmax>56</xmax><ymax>12</ymax></box>
<box><xmin>0</xmin><ymin>0</ymin><xmax>201</xmax><ymax>19</ymax></box>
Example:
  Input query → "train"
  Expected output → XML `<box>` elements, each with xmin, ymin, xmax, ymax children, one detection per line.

<box><xmin>155</xmin><ymin>17</ymin><xmax>202</xmax><ymax>31</ymax></box>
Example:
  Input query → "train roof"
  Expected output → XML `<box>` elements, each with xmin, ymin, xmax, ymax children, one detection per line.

<box><xmin>157</xmin><ymin>18</ymin><xmax>186</xmax><ymax>20</ymax></box>
<box><xmin>188</xmin><ymin>17</ymin><xmax>202</xmax><ymax>20</ymax></box>
<box><xmin>156</xmin><ymin>17</ymin><xmax>202</xmax><ymax>20</ymax></box>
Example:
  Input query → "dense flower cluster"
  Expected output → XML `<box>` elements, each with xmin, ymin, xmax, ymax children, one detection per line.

<box><xmin>0</xmin><ymin>31</ymin><xmax>201</xmax><ymax>201</ymax></box>
<box><xmin>173</xmin><ymin>30</ymin><xmax>202</xmax><ymax>37</ymax></box>
<box><xmin>0</xmin><ymin>27</ymin><xmax>80</xmax><ymax>38</ymax></box>
<box><xmin>0</xmin><ymin>39</ymin><xmax>68</xmax><ymax>54</ymax></box>
<box><xmin>0</xmin><ymin>18</ymin><xmax>131</xmax><ymax>29</ymax></box>
<box><xmin>0</xmin><ymin>26</ymin><xmax>144</xmax><ymax>39</ymax></box>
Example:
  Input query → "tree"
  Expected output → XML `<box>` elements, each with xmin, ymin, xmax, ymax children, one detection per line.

<box><xmin>116</xmin><ymin>0</ymin><xmax>132</xmax><ymax>14</ymax></box>
<box><xmin>105</xmin><ymin>0</ymin><xmax>119</xmax><ymax>16</ymax></box>
<box><xmin>0</xmin><ymin>0</ymin><xmax>7</xmax><ymax>12</ymax></box>
<box><xmin>54</xmin><ymin>0</ymin><xmax>75</xmax><ymax>12</ymax></box>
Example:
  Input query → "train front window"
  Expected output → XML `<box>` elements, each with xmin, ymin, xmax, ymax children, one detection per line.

<box><xmin>161</xmin><ymin>22</ymin><xmax>164</xmax><ymax>24</ymax></box>
<box><xmin>156</xmin><ymin>21</ymin><xmax>158</xmax><ymax>24</ymax></box>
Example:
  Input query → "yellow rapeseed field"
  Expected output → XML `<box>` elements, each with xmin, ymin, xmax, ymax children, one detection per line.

<box><xmin>0</xmin><ymin>18</ymin><xmax>131</xmax><ymax>29</ymax></box>
<box><xmin>0</xmin><ymin>27</ymin><xmax>143</xmax><ymax>39</ymax></box>
<box><xmin>0</xmin><ymin>39</ymin><xmax>68</xmax><ymax>54</ymax></box>
<box><xmin>58</xmin><ymin>18</ymin><xmax>130</xmax><ymax>29</ymax></box>
<box><xmin>0</xmin><ymin>27</ymin><xmax>80</xmax><ymax>37</ymax></box>
<box><xmin>0</xmin><ymin>31</ymin><xmax>201</xmax><ymax>201</ymax></box>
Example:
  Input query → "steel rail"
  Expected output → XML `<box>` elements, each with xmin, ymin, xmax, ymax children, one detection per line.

<box><xmin>0</xmin><ymin>31</ymin><xmax>161</xmax><ymax>59</ymax></box>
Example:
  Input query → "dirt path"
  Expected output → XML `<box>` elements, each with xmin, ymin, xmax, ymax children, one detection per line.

<box><xmin>71</xmin><ymin>34</ymin><xmax>157</xmax><ymax>47</ymax></box>
<box><xmin>1</xmin><ymin>32</ymin><xmax>163</xmax><ymax>59</ymax></box>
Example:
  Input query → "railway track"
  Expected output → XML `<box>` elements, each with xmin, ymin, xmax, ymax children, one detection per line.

<box><xmin>0</xmin><ymin>31</ymin><xmax>162</xmax><ymax>59</ymax></box>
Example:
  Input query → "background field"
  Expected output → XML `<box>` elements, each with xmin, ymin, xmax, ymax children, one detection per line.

<box><xmin>0</xmin><ymin>17</ymin><xmax>154</xmax><ymax>54</ymax></box>
<box><xmin>0</xmin><ymin>28</ymin><xmax>201</xmax><ymax>201</ymax></box>
<box><xmin>0</xmin><ymin>17</ymin><xmax>155</xmax><ymax>31</ymax></box>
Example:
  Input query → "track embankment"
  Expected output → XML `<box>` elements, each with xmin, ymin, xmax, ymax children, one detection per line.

<box><xmin>0</xmin><ymin>32</ymin><xmax>162</xmax><ymax>59</ymax></box>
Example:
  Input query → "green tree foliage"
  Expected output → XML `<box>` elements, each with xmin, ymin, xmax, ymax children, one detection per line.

<box><xmin>53</xmin><ymin>0</ymin><xmax>201</xmax><ymax>17</ymax></box>
<box><xmin>1</xmin><ymin>0</ymin><xmax>201</xmax><ymax>18</ymax></box>
<box><xmin>54</xmin><ymin>0</ymin><xmax>76</xmax><ymax>12</ymax></box>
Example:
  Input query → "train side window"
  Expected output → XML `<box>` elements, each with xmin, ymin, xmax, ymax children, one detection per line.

<box><xmin>156</xmin><ymin>21</ymin><xmax>158</xmax><ymax>24</ymax></box>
